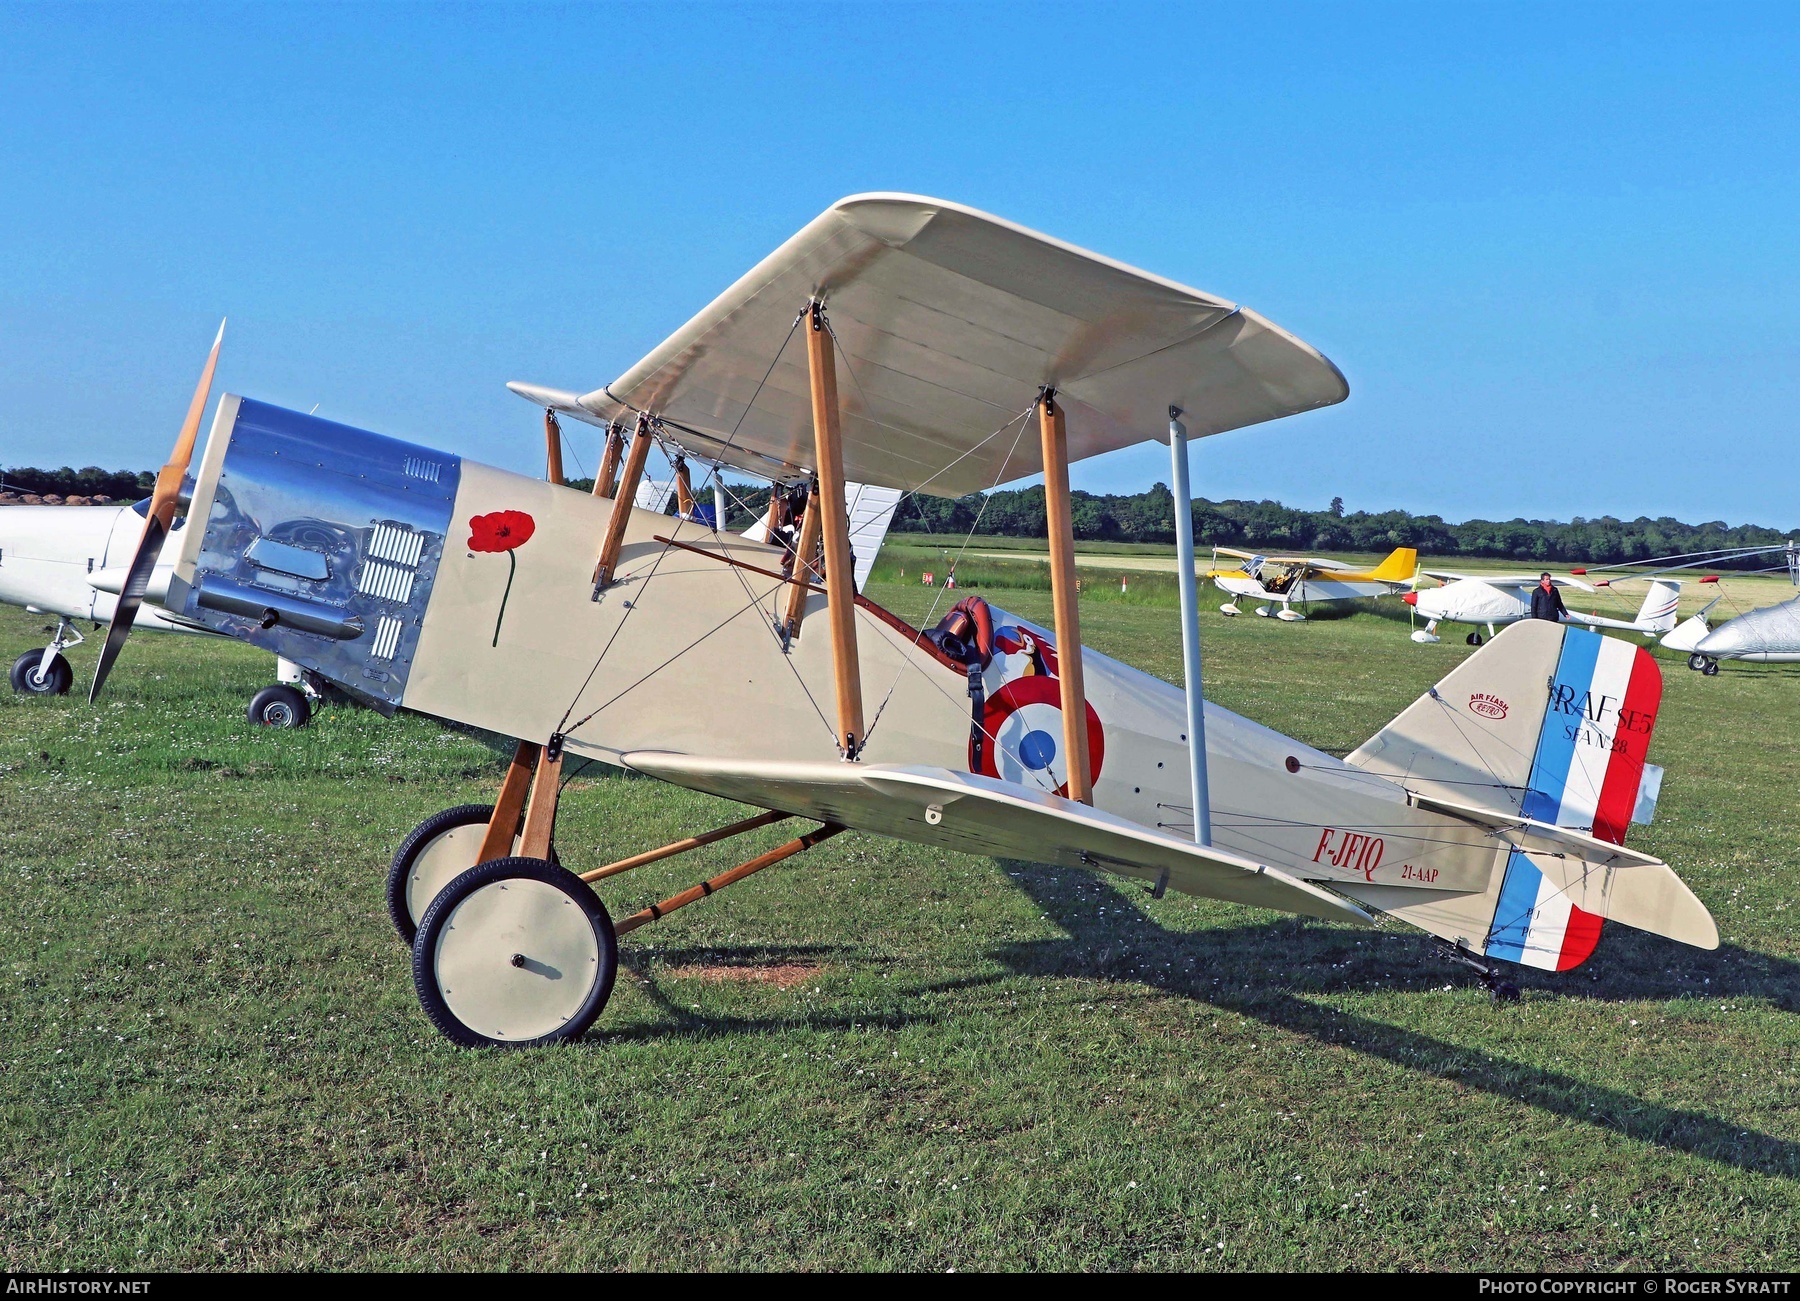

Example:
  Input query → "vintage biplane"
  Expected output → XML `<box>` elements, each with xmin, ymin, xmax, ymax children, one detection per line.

<box><xmin>1207</xmin><ymin>545</ymin><xmax>1418</xmax><ymax>619</ymax></box>
<box><xmin>90</xmin><ymin>194</ymin><xmax>1717</xmax><ymax>1047</ymax></box>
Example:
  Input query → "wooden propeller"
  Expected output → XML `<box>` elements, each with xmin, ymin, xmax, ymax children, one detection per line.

<box><xmin>89</xmin><ymin>320</ymin><xmax>226</xmax><ymax>702</ymax></box>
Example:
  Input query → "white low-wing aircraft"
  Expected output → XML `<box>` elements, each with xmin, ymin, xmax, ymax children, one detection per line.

<box><xmin>88</xmin><ymin>195</ymin><xmax>1717</xmax><ymax>1047</ymax></box>
<box><xmin>1404</xmin><ymin>569</ymin><xmax>1681</xmax><ymax>646</ymax></box>
<box><xmin>1208</xmin><ymin>545</ymin><xmax>1418</xmax><ymax>620</ymax></box>
<box><xmin>0</xmin><ymin>395</ymin><xmax>315</xmax><ymax>725</ymax></box>
<box><xmin>1574</xmin><ymin>543</ymin><xmax>1800</xmax><ymax>675</ymax></box>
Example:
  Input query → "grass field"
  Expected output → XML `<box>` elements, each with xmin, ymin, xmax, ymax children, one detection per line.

<box><xmin>2</xmin><ymin>585</ymin><xmax>1797</xmax><ymax>1271</ymax></box>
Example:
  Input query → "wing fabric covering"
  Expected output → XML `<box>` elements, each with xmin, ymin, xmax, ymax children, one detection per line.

<box><xmin>510</xmin><ymin>194</ymin><xmax>1347</xmax><ymax>496</ymax></box>
<box><xmin>1343</xmin><ymin>623</ymin><xmax>1716</xmax><ymax>965</ymax></box>
<box><xmin>622</xmin><ymin>752</ymin><xmax>1371</xmax><ymax>926</ymax></box>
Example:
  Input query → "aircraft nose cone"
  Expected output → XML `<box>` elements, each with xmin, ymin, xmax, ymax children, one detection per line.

<box><xmin>1402</xmin><ymin>591</ymin><xmax>1417</xmax><ymax>606</ymax></box>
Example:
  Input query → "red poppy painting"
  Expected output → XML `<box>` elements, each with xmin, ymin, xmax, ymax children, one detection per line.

<box><xmin>467</xmin><ymin>510</ymin><xmax>536</xmax><ymax>646</ymax></box>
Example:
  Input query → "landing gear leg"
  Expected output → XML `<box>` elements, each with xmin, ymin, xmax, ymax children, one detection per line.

<box><xmin>10</xmin><ymin>619</ymin><xmax>81</xmax><ymax>695</ymax></box>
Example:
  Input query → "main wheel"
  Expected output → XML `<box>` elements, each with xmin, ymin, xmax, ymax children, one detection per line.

<box><xmin>1465</xmin><ymin>631</ymin><xmax>1484</xmax><ymax>646</ymax></box>
<box><xmin>247</xmin><ymin>683</ymin><xmax>311</xmax><ymax>728</ymax></box>
<box><xmin>11</xmin><ymin>650</ymin><xmax>72</xmax><ymax>696</ymax></box>
<box><xmin>386</xmin><ymin>804</ymin><xmax>561</xmax><ymax>944</ymax></box>
<box><xmin>1702</xmin><ymin>659</ymin><xmax>1720</xmax><ymax>676</ymax></box>
<box><xmin>412</xmin><ymin>857</ymin><xmax>617</xmax><ymax>1048</ymax></box>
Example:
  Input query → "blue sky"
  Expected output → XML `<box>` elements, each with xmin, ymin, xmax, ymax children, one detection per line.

<box><xmin>2</xmin><ymin>2</ymin><xmax>1797</xmax><ymax>526</ymax></box>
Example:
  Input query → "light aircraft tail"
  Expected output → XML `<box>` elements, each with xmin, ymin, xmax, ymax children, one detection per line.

<box><xmin>1340</xmin><ymin>621</ymin><xmax>1714</xmax><ymax>969</ymax></box>
<box><xmin>1633</xmin><ymin>579</ymin><xmax>1682</xmax><ymax>633</ymax></box>
<box><xmin>1364</xmin><ymin>546</ymin><xmax>1418</xmax><ymax>583</ymax></box>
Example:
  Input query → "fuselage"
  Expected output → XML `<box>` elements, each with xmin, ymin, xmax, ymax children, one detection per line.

<box><xmin>1694</xmin><ymin>594</ymin><xmax>1800</xmax><ymax>662</ymax></box>
<box><xmin>1409</xmin><ymin>578</ymin><xmax>1664</xmax><ymax>636</ymax></box>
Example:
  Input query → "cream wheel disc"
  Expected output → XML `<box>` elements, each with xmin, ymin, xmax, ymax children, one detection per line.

<box><xmin>386</xmin><ymin>804</ymin><xmax>559</xmax><ymax>945</ymax></box>
<box><xmin>413</xmin><ymin>857</ymin><xmax>617</xmax><ymax>1048</ymax></box>
<box><xmin>409</xmin><ymin>822</ymin><xmax>492</xmax><ymax>928</ymax></box>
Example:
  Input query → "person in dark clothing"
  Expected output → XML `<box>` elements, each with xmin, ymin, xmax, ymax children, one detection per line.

<box><xmin>1529</xmin><ymin>572</ymin><xmax>1567</xmax><ymax>622</ymax></box>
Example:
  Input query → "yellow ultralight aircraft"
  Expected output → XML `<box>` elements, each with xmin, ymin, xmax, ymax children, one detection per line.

<box><xmin>1207</xmin><ymin>545</ymin><xmax>1418</xmax><ymax>620</ymax></box>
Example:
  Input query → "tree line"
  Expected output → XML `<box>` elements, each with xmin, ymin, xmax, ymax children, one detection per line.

<box><xmin>2</xmin><ymin>465</ymin><xmax>156</xmax><ymax>500</ymax></box>
<box><xmin>888</xmin><ymin>484</ymin><xmax>1797</xmax><ymax>569</ymax></box>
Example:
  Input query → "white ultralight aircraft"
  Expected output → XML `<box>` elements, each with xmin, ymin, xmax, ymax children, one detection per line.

<box><xmin>1404</xmin><ymin>569</ymin><xmax>1681</xmax><ymax>646</ymax></box>
<box><xmin>86</xmin><ymin>194</ymin><xmax>1716</xmax><ymax>1048</ymax></box>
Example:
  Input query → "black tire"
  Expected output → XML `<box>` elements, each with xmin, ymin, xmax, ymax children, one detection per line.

<box><xmin>1490</xmin><ymin>980</ymin><xmax>1522</xmax><ymax>1004</ymax></box>
<box><xmin>1702</xmin><ymin>659</ymin><xmax>1720</xmax><ymax>677</ymax></box>
<box><xmin>1465</xmin><ymin>632</ymin><xmax>1483</xmax><ymax>647</ymax></box>
<box><xmin>412</xmin><ymin>857</ymin><xmax>617</xmax><ymax>1049</ymax></box>
<box><xmin>11</xmin><ymin>650</ymin><xmax>72</xmax><ymax>696</ymax></box>
<box><xmin>386</xmin><ymin>804</ymin><xmax>561</xmax><ymax>945</ymax></box>
<box><xmin>1688</xmin><ymin>653</ymin><xmax>1709</xmax><ymax>672</ymax></box>
<box><xmin>247</xmin><ymin>683</ymin><xmax>311</xmax><ymax>728</ymax></box>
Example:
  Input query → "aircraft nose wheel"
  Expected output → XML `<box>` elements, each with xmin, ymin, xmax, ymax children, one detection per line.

<box><xmin>247</xmin><ymin>683</ymin><xmax>311</xmax><ymax>728</ymax></box>
<box><xmin>1701</xmin><ymin>659</ymin><xmax>1720</xmax><ymax>676</ymax></box>
<box><xmin>386</xmin><ymin>803</ymin><xmax>561</xmax><ymax>944</ymax></box>
<box><xmin>10</xmin><ymin>650</ymin><xmax>73</xmax><ymax>696</ymax></box>
<box><xmin>412</xmin><ymin>856</ymin><xmax>617</xmax><ymax>1048</ymax></box>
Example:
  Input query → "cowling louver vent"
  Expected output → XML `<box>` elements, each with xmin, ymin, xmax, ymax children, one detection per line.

<box><xmin>356</xmin><ymin>559</ymin><xmax>416</xmax><ymax>605</ymax></box>
<box><xmin>370</xmin><ymin>615</ymin><xmax>404</xmax><ymax>661</ymax></box>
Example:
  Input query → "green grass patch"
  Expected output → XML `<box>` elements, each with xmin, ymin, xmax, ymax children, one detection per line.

<box><xmin>1</xmin><ymin>596</ymin><xmax>1796</xmax><ymax>1269</ymax></box>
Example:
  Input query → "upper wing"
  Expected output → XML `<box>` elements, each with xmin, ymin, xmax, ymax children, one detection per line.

<box><xmin>1422</xmin><ymin>570</ymin><xmax>1595</xmax><ymax>592</ymax></box>
<box><xmin>624</xmin><ymin>752</ymin><xmax>1371</xmax><ymax>925</ymax></box>
<box><xmin>510</xmin><ymin>194</ymin><xmax>1347</xmax><ymax>497</ymax></box>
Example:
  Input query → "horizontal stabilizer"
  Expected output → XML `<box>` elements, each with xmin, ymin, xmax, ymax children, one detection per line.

<box><xmin>623</xmin><ymin>752</ymin><xmax>1372</xmax><ymax>926</ymax></box>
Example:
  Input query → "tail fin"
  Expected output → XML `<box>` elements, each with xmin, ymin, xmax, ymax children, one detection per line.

<box><xmin>1340</xmin><ymin>623</ymin><xmax>1712</xmax><ymax>970</ymax></box>
<box><xmin>1365</xmin><ymin>546</ymin><xmax>1418</xmax><ymax>582</ymax></box>
<box><xmin>1348</xmin><ymin>621</ymin><xmax>1663</xmax><ymax>841</ymax></box>
<box><xmin>1634</xmin><ymin>579</ymin><xmax>1682</xmax><ymax>633</ymax></box>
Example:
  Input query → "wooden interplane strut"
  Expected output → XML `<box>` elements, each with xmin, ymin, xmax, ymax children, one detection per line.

<box><xmin>804</xmin><ymin>303</ymin><xmax>865</xmax><ymax>757</ymax></box>
<box><xmin>544</xmin><ymin>409</ymin><xmax>565</xmax><ymax>486</ymax></box>
<box><xmin>612</xmin><ymin>823</ymin><xmax>845</xmax><ymax>936</ymax></box>
<box><xmin>783</xmin><ymin>479</ymin><xmax>822</xmax><ymax>641</ymax></box>
<box><xmin>674</xmin><ymin>457</ymin><xmax>696</xmax><ymax>519</ymax></box>
<box><xmin>593</xmin><ymin>412</ymin><xmax>654</xmax><ymax>594</ymax></box>
<box><xmin>593</xmin><ymin>423</ymin><xmax>625</xmax><ymax>499</ymax></box>
<box><xmin>1038</xmin><ymin>392</ymin><xmax>1094</xmax><ymax>804</ymax></box>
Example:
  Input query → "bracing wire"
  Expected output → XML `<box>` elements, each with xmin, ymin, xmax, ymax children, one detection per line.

<box><xmin>860</xmin><ymin>401</ymin><xmax>1039</xmax><ymax>750</ymax></box>
<box><xmin>554</xmin><ymin>310</ymin><xmax>815</xmax><ymax>740</ymax></box>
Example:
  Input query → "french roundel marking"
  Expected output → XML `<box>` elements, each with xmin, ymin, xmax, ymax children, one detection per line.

<box><xmin>972</xmin><ymin>675</ymin><xmax>1105</xmax><ymax>798</ymax></box>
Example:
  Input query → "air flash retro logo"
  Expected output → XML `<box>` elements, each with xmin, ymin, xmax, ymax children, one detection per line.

<box><xmin>1469</xmin><ymin>692</ymin><xmax>1509</xmax><ymax>720</ymax></box>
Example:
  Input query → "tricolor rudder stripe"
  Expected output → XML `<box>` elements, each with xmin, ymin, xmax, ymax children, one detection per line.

<box><xmin>1520</xmin><ymin>629</ymin><xmax>1663</xmax><ymax>845</ymax></box>
<box><xmin>1485</xmin><ymin>847</ymin><xmax>1606</xmax><ymax>971</ymax></box>
<box><xmin>1490</xmin><ymin>629</ymin><xmax>1662</xmax><ymax>971</ymax></box>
